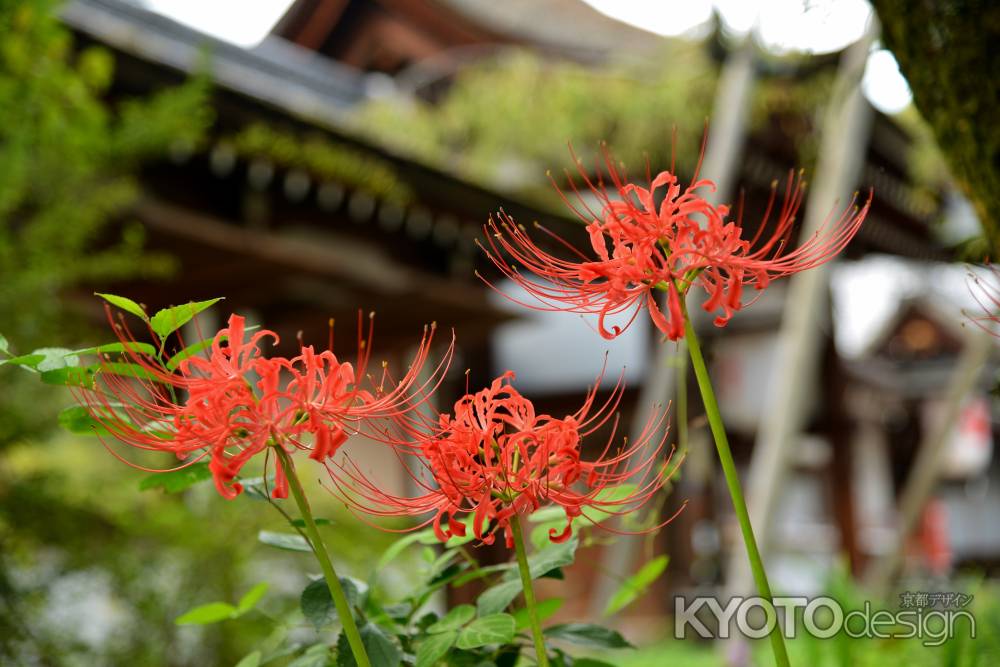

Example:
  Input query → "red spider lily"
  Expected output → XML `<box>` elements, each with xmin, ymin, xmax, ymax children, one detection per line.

<box><xmin>77</xmin><ymin>306</ymin><xmax>452</xmax><ymax>500</ymax></box>
<box><xmin>966</xmin><ymin>264</ymin><xmax>1000</xmax><ymax>335</ymax></box>
<box><xmin>479</xmin><ymin>141</ymin><xmax>871</xmax><ymax>340</ymax></box>
<box><xmin>326</xmin><ymin>370</ymin><xmax>684</xmax><ymax>548</ymax></box>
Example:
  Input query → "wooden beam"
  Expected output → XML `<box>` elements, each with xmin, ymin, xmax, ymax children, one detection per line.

<box><xmin>378</xmin><ymin>0</ymin><xmax>505</xmax><ymax>45</ymax></box>
<box><xmin>824</xmin><ymin>337</ymin><xmax>862</xmax><ymax>574</ymax></box>
<box><xmin>731</xmin><ymin>20</ymin><xmax>876</xmax><ymax>585</ymax></box>
<box><xmin>296</xmin><ymin>0</ymin><xmax>350</xmax><ymax>50</ymax></box>
<box><xmin>273</xmin><ymin>0</ymin><xmax>350</xmax><ymax>49</ymax></box>
<box><xmin>136</xmin><ymin>197</ymin><xmax>507</xmax><ymax>316</ymax></box>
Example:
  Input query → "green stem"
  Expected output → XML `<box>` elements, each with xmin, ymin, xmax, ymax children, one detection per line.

<box><xmin>676</xmin><ymin>344</ymin><xmax>689</xmax><ymax>454</ymax></box>
<box><xmin>510</xmin><ymin>514</ymin><xmax>549</xmax><ymax>667</ymax></box>
<box><xmin>682</xmin><ymin>310</ymin><xmax>791</xmax><ymax>667</ymax></box>
<box><xmin>274</xmin><ymin>447</ymin><xmax>371</xmax><ymax>667</ymax></box>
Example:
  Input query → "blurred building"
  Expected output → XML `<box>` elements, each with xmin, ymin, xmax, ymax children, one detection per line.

<box><xmin>844</xmin><ymin>296</ymin><xmax>999</xmax><ymax>574</ymax></box>
<box><xmin>61</xmin><ymin>0</ymin><xmax>994</xmax><ymax>624</ymax></box>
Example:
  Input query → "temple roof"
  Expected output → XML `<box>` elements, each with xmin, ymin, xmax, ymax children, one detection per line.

<box><xmin>61</xmin><ymin>0</ymin><xmax>953</xmax><ymax>345</ymax></box>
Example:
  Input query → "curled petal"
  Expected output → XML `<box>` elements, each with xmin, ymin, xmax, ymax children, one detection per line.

<box><xmin>479</xmin><ymin>138</ymin><xmax>868</xmax><ymax>339</ymax></box>
<box><xmin>325</xmin><ymin>371</ymin><xmax>682</xmax><ymax>548</ymax></box>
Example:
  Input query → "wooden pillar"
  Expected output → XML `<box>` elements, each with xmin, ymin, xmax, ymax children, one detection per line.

<box><xmin>724</xmin><ymin>20</ymin><xmax>877</xmax><ymax>600</ymax></box>
<box><xmin>846</xmin><ymin>386</ymin><xmax>898</xmax><ymax>573</ymax></box>
<box><xmin>822</xmin><ymin>337</ymin><xmax>861</xmax><ymax>574</ymax></box>
<box><xmin>865</xmin><ymin>331</ymin><xmax>993</xmax><ymax>594</ymax></box>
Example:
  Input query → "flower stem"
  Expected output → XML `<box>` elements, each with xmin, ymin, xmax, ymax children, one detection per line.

<box><xmin>274</xmin><ymin>447</ymin><xmax>371</xmax><ymax>667</ymax></box>
<box><xmin>510</xmin><ymin>514</ymin><xmax>550</xmax><ymax>667</ymax></box>
<box><xmin>676</xmin><ymin>344</ymin><xmax>689</xmax><ymax>454</ymax></box>
<box><xmin>682</xmin><ymin>313</ymin><xmax>791</xmax><ymax>667</ymax></box>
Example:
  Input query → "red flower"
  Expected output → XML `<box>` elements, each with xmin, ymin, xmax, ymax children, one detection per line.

<box><xmin>78</xmin><ymin>307</ymin><xmax>451</xmax><ymax>500</ymax></box>
<box><xmin>326</xmin><ymin>371</ymin><xmax>684</xmax><ymax>548</ymax></box>
<box><xmin>480</xmin><ymin>142</ymin><xmax>870</xmax><ymax>340</ymax></box>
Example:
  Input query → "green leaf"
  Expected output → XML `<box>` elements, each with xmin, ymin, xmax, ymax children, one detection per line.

<box><xmin>501</xmin><ymin>537</ymin><xmax>578</xmax><ymax>581</ymax></box>
<box><xmin>543</xmin><ymin>623</ymin><xmax>633</xmax><ymax>649</ymax></box>
<box><xmin>40</xmin><ymin>365</ymin><xmax>97</xmax><ymax>387</ymax></box>
<box><xmin>166</xmin><ymin>338</ymin><xmax>215</xmax><ymax>371</ymax></box>
<box><xmin>452</xmin><ymin>562</ymin><xmax>515</xmax><ymax>588</ymax></box>
<box><xmin>512</xmin><ymin>598</ymin><xmax>564</xmax><ymax>631</ymax></box>
<box><xmin>240</xmin><ymin>475</ymin><xmax>276</xmax><ymax>500</ymax></box>
<box><xmin>529</xmin><ymin>537</ymin><xmax>578</xmax><ymax>578</ymax></box>
<box><xmin>175</xmin><ymin>601</ymin><xmax>237</xmax><ymax>625</ymax></box>
<box><xmin>258</xmin><ymin>626</ymin><xmax>292</xmax><ymax>662</ymax></box>
<box><xmin>581</xmin><ymin>484</ymin><xmax>638</xmax><ymax>525</ymax></box>
<box><xmin>41</xmin><ymin>361</ymin><xmax>159</xmax><ymax>386</ymax></box>
<box><xmin>528</xmin><ymin>487</ymin><xmax>638</xmax><ymax>548</ymax></box>
<box><xmin>299</xmin><ymin>577</ymin><xmax>367</xmax><ymax>631</ymax></box>
<box><xmin>531</xmin><ymin>524</ymin><xmax>563</xmax><ymax>550</ymax></box>
<box><xmin>236</xmin><ymin>582</ymin><xmax>269</xmax><ymax>615</ymax></box>
<box><xmin>0</xmin><ymin>353</ymin><xmax>45</xmax><ymax>369</ymax></box>
<box><xmin>572</xmin><ymin>660</ymin><xmax>617</xmax><ymax>667</ymax></box>
<box><xmin>288</xmin><ymin>644</ymin><xmax>332</xmax><ymax>667</ymax></box>
<box><xmin>258</xmin><ymin>530</ymin><xmax>312</xmax><ymax>553</ymax></box>
<box><xmin>337</xmin><ymin>623</ymin><xmax>401</xmax><ymax>667</ymax></box>
<box><xmin>455</xmin><ymin>614</ymin><xmax>516</xmax><ymax>649</ymax></box>
<box><xmin>341</xmin><ymin>575</ymin><xmax>369</xmax><ymax>602</ymax></box>
<box><xmin>96</xmin><ymin>362</ymin><xmax>164</xmax><ymax>382</ymax></box>
<box><xmin>530</xmin><ymin>508</ymin><xmax>570</xmax><ymax>549</ymax></box>
<box><xmin>57</xmin><ymin>406</ymin><xmax>109</xmax><ymax>435</ymax></box>
<box><xmin>476</xmin><ymin>580</ymin><xmax>522</xmax><ymax>616</ymax></box>
<box><xmin>603</xmin><ymin>555</ymin><xmax>669</xmax><ymax>617</ymax></box>
<box><xmin>166</xmin><ymin>327</ymin><xmax>259</xmax><ymax>371</ymax></box>
<box><xmin>377</xmin><ymin>532</ymin><xmax>425</xmax><ymax>570</ymax></box>
<box><xmin>95</xmin><ymin>293</ymin><xmax>148</xmax><ymax>320</ymax></box>
<box><xmin>361</xmin><ymin>623</ymin><xmax>401</xmax><ymax>667</ymax></box>
<box><xmin>150</xmin><ymin>297</ymin><xmax>223</xmax><ymax>339</ymax></box>
<box><xmin>0</xmin><ymin>334</ymin><xmax>8</xmax><ymax>356</ymax></box>
<box><xmin>416</xmin><ymin>630</ymin><xmax>456</xmax><ymax>667</ymax></box>
<box><xmin>39</xmin><ymin>358</ymin><xmax>159</xmax><ymax>387</ymax></box>
<box><xmin>290</xmin><ymin>518</ymin><xmax>333</xmax><ymax>528</ymax></box>
<box><xmin>427</xmin><ymin>604</ymin><xmax>475</xmax><ymax>633</ymax></box>
<box><xmin>427</xmin><ymin>550</ymin><xmax>462</xmax><ymax>584</ymax></box>
<box><xmin>397</xmin><ymin>515</ymin><xmax>481</xmax><ymax>548</ymax></box>
<box><xmin>382</xmin><ymin>602</ymin><xmax>413</xmax><ymax>622</ymax></box>
<box><xmin>234</xmin><ymin>650</ymin><xmax>261</xmax><ymax>667</ymax></box>
<box><xmin>527</xmin><ymin>505</ymin><xmax>566</xmax><ymax>524</ymax></box>
<box><xmin>301</xmin><ymin>579</ymin><xmax>335</xmax><ymax>630</ymax></box>
<box><xmin>138</xmin><ymin>462</ymin><xmax>212</xmax><ymax>493</ymax></box>
<box><xmin>177</xmin><ymin>584</ymin><xmax>269</xmax><ymax>627</ymax></box>
<box><xmin>73</xmin><ymin>341</ymin><xmax>157</xmax><ymax>357</ymax></box>
<box><xmin>30</xmin><ymin>347</ymin><xmax>79</xmax><ymax>372</ymax></box>
<box><xmin>300</xmin><ymin>577</ymin><xmax>360</xmax><ymax>630</ymax></box>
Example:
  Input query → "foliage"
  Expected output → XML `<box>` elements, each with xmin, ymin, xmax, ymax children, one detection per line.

<box><xmin>772</xmin><ymin>574</ymin><xmax>1000</xmax><ymax>667</ymax></box>
<box><xmin>352</xmin><ymin>42</ymin><xmax>890</xmax><ymax>209</ymax></box>
<box><xmin>0</xmin><ymin>296</ymin><xmax>398</xmax><ymax>664</ymax></box>
<box><xmin>354</xmin><ymin>45</ymin><xmax>718</xmax><ymax>207</ymax></box>
<box><xmin>0</xmin><ymin>433</ymin><xmax>397</xmax><ymax>666</ymax></box>
<box><xmin>204</xmin><ymin>505</ymin><xmax>638</xmax><ymax>666</ymax></box>
<box><xmin>2</xmin><ymin>296</ymin><xmax>669</xmax><ymax>665</ymax></box>
<box><xmin>603</xmin><ymin>556</ymin><xmax>669</xmax><ymax>617</ymax></box>
<box><xmin>0</xmin><ymin>2</ymin><xmax>214</xmax><ymax>659</ymax></box>
<box><xmin>873</xmin><ymin>0</ymin><xmax>1000</xmax><ymax>258</ymax></box>
<box><xmin>226</xmin><ymin>124</ymin><xmax>414</xmax><ymax>204</ymax></box>
<box><xmin>749</xmin><ymin>66</ymin><xmax>836</xmax><ymax>169</ymax></box>
<box><xmin>0</xmin><ymin>0</ymin><xmax>211</xmax><ymax>443</ymax></box>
